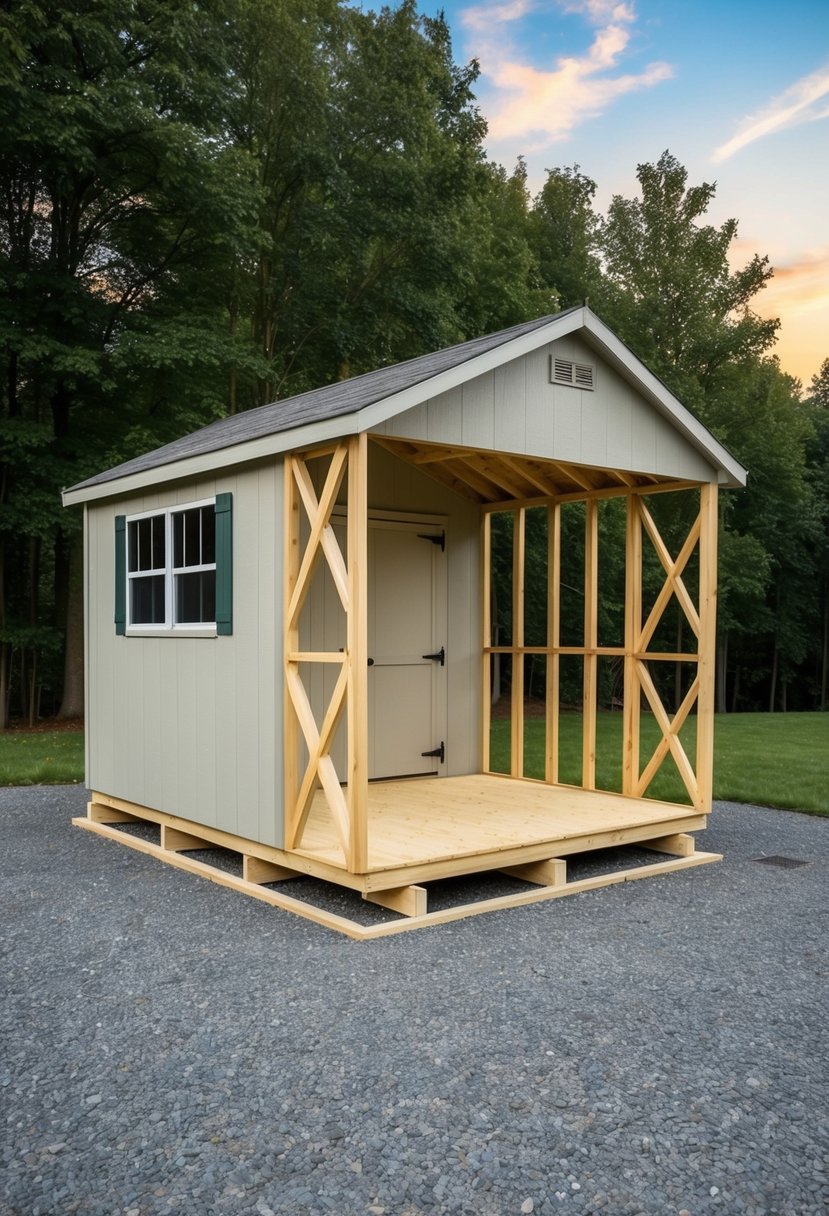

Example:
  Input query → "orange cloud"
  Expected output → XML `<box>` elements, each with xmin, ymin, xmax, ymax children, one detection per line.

<box><xmin>468</xmin><ymin>1</ymin><xmax>672</xmax><ymax>144</ymax></box>
<box><xmin>712</xmin><ymin>64</ymin><xmax>829</xmax><ymax>162</ymax></box>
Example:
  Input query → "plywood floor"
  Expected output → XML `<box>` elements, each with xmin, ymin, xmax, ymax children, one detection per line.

<box><xmin>293</xmin><ymin>774</ymin><xmax>705</xmax><ymax>874</ymax></box>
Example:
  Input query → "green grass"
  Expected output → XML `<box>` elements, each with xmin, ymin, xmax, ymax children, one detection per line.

<box><xmin>490</xmin><ymin>711</ymin><xmax>829</xmax><ymax>815</ymax></box>
<box><xmin>1</xmin><ymin>712</ymin><xmax>826</xmax><ymax>813</ymax></box>
<box><xmin>0</xmin><ymin>729</ymin><xmax>84</xmax><ymax>786</ymax></box>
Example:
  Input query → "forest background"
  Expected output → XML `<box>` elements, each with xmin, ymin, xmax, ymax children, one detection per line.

<box><xmin>1</xmin><ymin>0</ymin><xmax>827</xmax><ymax>728</ymax></box>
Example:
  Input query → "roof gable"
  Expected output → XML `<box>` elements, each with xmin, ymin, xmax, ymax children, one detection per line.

<box><xmin>63</xmin><ymin>307</ymin><xmax>746</xmax><ymax>504</ymax></box>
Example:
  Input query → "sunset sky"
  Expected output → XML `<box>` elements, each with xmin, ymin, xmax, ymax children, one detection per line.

<box><xmin>418</xmin><ymin>0</ymin><xmax>829</xmax><ymax>387</ymax></box>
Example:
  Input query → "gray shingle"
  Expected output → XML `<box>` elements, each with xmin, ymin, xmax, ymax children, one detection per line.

<box><xmin>69</xmin><ymin>311</ymin><xmax>571</xmax><ymax>491</ymax></box>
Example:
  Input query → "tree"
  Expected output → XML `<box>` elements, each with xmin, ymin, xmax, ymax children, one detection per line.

<box><xmin>530</xmin><ymin>165</ymin><xmax>604</xmax><ymax>310</ymax></box>
<box><xmin>0</xmin><ymin>0</ymin><xmax>260</xmax><ymax>723</ymax></box>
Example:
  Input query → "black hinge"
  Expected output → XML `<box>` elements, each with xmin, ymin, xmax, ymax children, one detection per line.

<box><xmin>422</xmin><ymin>646</ymin><xmax>445</xmax><ymax>666</ymax></box>
<box><xmin>421</xmin><ymin>741</ymin><xmax>445</xmax><ymax>764</ymax></box>
<box><xmin>417</xmin><ymin>531</ymin><xmax>445</xmax><ymax>551</ymax></box>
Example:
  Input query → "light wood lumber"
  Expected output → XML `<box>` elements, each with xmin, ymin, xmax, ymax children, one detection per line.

<box><xmin>283</xmin><ymin>453</ymin><xmax>302</xmax><ymax>849</ymax></box>
<box><xmin>642</xmin><ymin>833</ymin><xmax>695</xmax><ymax>857</ymax></box>
<box><xmin>362</xmin><ymin>885</ymin><xmax>428</xmax><ymax>917</ymax></box>
<box><xmin>74</xmin><ymin>815</ymin><xmax>719</xmax><ymax>939</ymax></box>
<box><xmin>582</xmin><ymin>499</ymin><xmax>598</xmax><ymax>789</ymax></box>
<box><xmin>511</xmin><ymin>507</ymin><xmax>525</xmax><ymax>777</ymax></box>
<box><xmin>500</xmin><ymin>858</ymin><xmax>567</xmax><ymax>887</ymax></box>
<box><xmin>481</xmin><ymin>511</ymin><xmax>491</xmax><ymax>772</ymax></box>
<box><xmin>546</xmin><ymin>502</ymin><xmax>560</xmax><ymax>785</ymax></box>
<box><xmin>88</xmin><ymin>802</ymin><xmax>137</xmax><ymax>823</ymax></box>
<box><xmin>346</xmin><ymin>432</ymin><xmax>369</xmax><ymax>874</ymax></box>
<box><xmin>161</xmin><ymin>825</ymin><xmax>212</xmax><ymax>852</ymax></box>
<box><xmin>696</xmin><ymin>484</ymin><xmax>718</xmax><ymax>815</ymax></box>
<box><xmin>243</xmin><ymin>856</ymin><xmax>303</xmax><ymax>884</ymax></box>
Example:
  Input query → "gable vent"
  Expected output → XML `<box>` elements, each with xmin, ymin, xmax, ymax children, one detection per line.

<box><xmin>551</xmin><ymin>356</ymin><xmax>595</xmax><ymax>390</ymax></box>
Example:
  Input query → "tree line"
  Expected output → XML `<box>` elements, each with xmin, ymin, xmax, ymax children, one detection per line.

<box><xmin>0</xmin><ymin>0</ymin><xmax>826</xmax><ymax>726</ymax></box>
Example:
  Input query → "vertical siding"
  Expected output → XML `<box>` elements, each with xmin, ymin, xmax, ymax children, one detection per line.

<box><xmin>375</xmin><ymin>338</ymin><xmax>718</xmax><ymax>482</ymax></box>
<box><xmin>86</xmin><ymin>459</ymin><xmax>281</xmax><ymax>846</ymax></box>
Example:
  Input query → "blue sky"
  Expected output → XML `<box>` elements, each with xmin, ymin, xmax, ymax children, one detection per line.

<box><xmin>416</xmin><ymin>0</ymin><xmax>829</xmax><ymax>385</ymax></box>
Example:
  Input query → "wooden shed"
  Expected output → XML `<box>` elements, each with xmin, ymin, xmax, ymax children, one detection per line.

<box><xmin>63</xmin><ymin>307</ymin><xmax>745</xmax><ymax>937</ymax></box>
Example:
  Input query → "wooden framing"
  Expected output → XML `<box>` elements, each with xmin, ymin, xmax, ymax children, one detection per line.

<box><xmin>282</xmin><ymin>437</ymin><xmax>369</xmax><ymax>871</ymax></box>
<box><xmin>75</xmin><ymin>795</ymin><xmax>720</xmax><ymax>940</ymax></box>
<box><xmin>482</xmin><ymin>481</ymin><xmax>718</xmax><ymax>815</ymax></box>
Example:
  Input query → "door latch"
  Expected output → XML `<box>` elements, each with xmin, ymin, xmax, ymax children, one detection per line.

<box><xmin>421</xmin><ymin>742</ymin><xmax>445</xmax><ymax>764</ymax></box>
<box><xmin>422</xmin><ymin>646</ymin><xmax>445</xmax><ymax>666</ymax></box>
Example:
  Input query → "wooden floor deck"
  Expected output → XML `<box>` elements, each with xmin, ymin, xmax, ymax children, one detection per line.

<box><xmin>293</xmin><ymin>773</ymin><xmax>707</xmax><ymax>882</ymax></box>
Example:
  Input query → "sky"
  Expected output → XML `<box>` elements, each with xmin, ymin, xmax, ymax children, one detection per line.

<box><xmin>416</xmin><ymin>0</ymin><xmax>829</xmax><ymax>387</ymax></box>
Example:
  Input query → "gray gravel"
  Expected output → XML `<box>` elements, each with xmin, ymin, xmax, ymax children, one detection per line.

<box><xmin>1</xmin><ymin>785</ymin><xmax>827</xmax><ymax>1216</ymax></box>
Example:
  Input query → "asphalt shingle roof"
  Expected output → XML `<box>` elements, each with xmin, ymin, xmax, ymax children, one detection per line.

<box><xmin>71</xmin><ymin>311</ymin><xmax>573</xmax><ymax>492</ymax></box>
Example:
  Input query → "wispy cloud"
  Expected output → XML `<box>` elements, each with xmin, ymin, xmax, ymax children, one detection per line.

<box><xmin>460</xmin><ymin>1</ymin><xmax>672</xmax><ymax>146</ymax></box>
<box><xmin>712</xmin><ymin>64</ymin><xmax>829</xmax><ymax>163</ymax></box>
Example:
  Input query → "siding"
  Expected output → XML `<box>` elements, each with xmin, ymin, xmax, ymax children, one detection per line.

<box><xmin>86</xmin><ymin>459</ymin><xmax>282</xmax><ymax>847</ymax></box>
<box><xmin>373</xmin><ymin>335</ymin><xmax>719</xmax><ymax>483</ymax></box>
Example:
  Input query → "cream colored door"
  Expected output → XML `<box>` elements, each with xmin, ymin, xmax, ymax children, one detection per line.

<box><xmin>367</xmin><ymin>521</ymin><xmax>447</xmax><ymax>779</ymax></box>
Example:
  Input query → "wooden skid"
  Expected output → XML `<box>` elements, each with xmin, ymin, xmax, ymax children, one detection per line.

<box><xmin>73</xmin><ymin>803</ymin><xmax>720</xmax><ymax>940</ymax></box>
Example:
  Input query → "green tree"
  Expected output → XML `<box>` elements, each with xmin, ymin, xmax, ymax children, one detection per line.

<box><xmin>530</xmin><ymin>164</ymin><xmax>604</xmax><ymax>310</ymax></box>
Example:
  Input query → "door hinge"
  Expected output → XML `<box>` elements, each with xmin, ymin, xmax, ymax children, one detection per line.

<box><xmin>422</xmin><ymin>646</ymin><xmax>445</xmax><ymax>666</ymax></box>
<box><xmin>421</xmin><ymin>741</ymin><xmax>445</xmax><ymax>764</ymax></box>
<box><xmin>417</xmin><ymin>530</ymin><xmax>445</xmax><ymax>551</ymax></box>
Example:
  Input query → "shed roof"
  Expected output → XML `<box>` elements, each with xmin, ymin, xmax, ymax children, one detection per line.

<box><xmin>63</xmin><ymin>306</ymin><xmax>746</xmax><ymax>504</ymax></box>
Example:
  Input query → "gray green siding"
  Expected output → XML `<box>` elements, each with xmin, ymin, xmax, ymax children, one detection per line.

<box><xmin>371</xmin><ymin>335</ymin><xmax>719</xmax><ymax>483</ymax></box>
<box><xmin>85</xmin><ymin>459</ymin><xmax>283</xmax><ymax>846</ymax></box>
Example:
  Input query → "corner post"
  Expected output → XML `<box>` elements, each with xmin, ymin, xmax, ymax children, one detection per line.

<box><xmin>582</xmin><ymin>498</ymin><xmax>598</xmax><ymax>789</ymax></box>
<box><xmin>283</xmin><ymin>455</ymin><xmax>302</xmax><ymax>845</ymax></box>
<box><xmin>696</xmin><ymin>483</ymin><xmax>718</xmax><ymax>813</ymax></box>
<box><xmin>511</xmin><ymin>507</ymin><xmax>525</xmax><ymax>777</ymax></box>
<box><xmin>481</xmin><ymin>510</ymin><xmax>491</xmax><ymax>772</ymax></box>
<box><xmin>623</xmin><ymin>494</ymin><xmax>642</xmax><ymax>796</ymax></box>
<box><xmin>346</xmin><ymin>432</ymin><xmax>369</xmax><ymax>872</ymax></box>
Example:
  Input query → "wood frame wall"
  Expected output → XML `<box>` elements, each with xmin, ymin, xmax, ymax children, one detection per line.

<box><xmin>482</xmin><ymin>482</ymin><xmax>718</xmax><ymax>813</ymax></box>
<box><xmin>283</xmin><ymin>435</ymin><xmax>368</xmax><ymax>872</ymax></box>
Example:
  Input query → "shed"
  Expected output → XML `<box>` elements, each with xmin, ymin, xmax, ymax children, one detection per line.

<box><xmin>63</xmin><ymin>306</ymin><xmax>745</xmax><ymax>937</ymax></box>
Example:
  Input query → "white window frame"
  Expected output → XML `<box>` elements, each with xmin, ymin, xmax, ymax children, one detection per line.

<box><xmin>125</xmin><ymin>497</ymin><xmax>217</xmax><ymax>636</ymax></box>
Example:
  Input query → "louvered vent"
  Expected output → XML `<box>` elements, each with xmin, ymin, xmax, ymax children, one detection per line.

<box><xmin>550</xmin><ymin>356</ymin><xmax>595</xmax><ymax>390</ymax></box>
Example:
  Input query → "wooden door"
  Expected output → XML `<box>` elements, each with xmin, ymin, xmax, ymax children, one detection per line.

<box><xmin>368</xmin><ymin>521</ymin><xmax>447</xmax><ymax>779</ymax></box>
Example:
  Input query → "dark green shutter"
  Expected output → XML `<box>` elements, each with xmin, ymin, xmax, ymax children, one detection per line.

<box><xmin>215</xmin><ymin>492</ymin><xmax>233</xmax><ymax>635</ymax></box>
<box><xmin>114</xmin><ymin>515</ymin><xmax>126</xmax><ymax>635</ymax></box>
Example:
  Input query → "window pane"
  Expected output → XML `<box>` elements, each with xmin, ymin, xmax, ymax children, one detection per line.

<box><xmin>176</xmin><ymin>570</ymin><xmax>216</xmax><ymax>623</ymax></box>
<box><xmin>130</xmin><ymin>575</ymin><xmax>165</xmax><ymax>624</ymax></box>
<box><xmin>201</xmin><ymin>506</ymin><xmax>215</xmax><ymax>565</ymax></box>
<box><xmin>152</xmin><ymin>514</ymin><xmax>165</xmax><ymax>569</ymax></box>
<box><xmin>138</xmin><ymin>517</ymin><xmax>152</xmax><ymax>571</ymax></box>
<box><xmin>173</xmin><ymin>512</ymin><xmax>184</xmax><ymax>568</ymax></box>
<box><xmin>128</xmin><ymin>521</ymin><xmax>138</xmax><ymax>572</ymax></box>
<box><xmin>184</xmin><ymin>508</ymin><xmax>200</xmax><ymax>566</ymax></box>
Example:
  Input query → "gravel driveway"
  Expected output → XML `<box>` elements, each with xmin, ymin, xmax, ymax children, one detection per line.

<box><xmin>1</xmin><ymin>786</ymin><xmax>827</xmax><ymax>1216</ymax></box>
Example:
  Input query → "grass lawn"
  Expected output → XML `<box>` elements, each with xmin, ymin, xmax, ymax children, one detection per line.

<box><xmin>489</xmin><ymin>711</ymin><xmax>829</xmax><ymax>815</ymax></box>
<box><xmin>0</xmin><ymin>729</ymin><xmax>84</xmax><ymax>787</ymax></box>
<box><xmin>0</xmin><ymin>713</ymin><xmax>825</xmax><ymax>814</ymax></box>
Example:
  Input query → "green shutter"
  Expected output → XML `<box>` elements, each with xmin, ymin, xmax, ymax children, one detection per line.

<box><xmin>114</xmin><ymin>515</ymin><xmax>126</xmax><ymax>635</ymax></box>
<box><xmin>215</xmin><ymin>492</ymin><xmax>233</xmax><ymax>635</ymax></box>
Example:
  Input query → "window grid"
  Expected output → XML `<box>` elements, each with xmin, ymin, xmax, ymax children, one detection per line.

<box><xmin>125</xmin><ymin>499</ymin><xmax>217</xmax><ymax>632</ymax></box>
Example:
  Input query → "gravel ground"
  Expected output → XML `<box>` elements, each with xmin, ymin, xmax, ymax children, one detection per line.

<box><xmin>1</xmin><ymin>786</ymin><xmax>827</xmax><ymax>1216</ymax></box>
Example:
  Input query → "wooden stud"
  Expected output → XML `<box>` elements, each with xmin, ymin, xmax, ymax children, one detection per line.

<box><xmin>283</xmin><ymin>453</ymin><xmax>302</xmax><ymax>848</ymax></box>
<box><xmin>696</xmin><ymin>483</ymin><xmax>718</xmax><ymax>814</ymax></box>
<box><xmin>635</xmin><ymin>661</ymin><xmax>699</xmax><ymax>804</ymax></box>
<box><xmin>481</xmin><ymin>510</ymin><xmax>492</xmax><ymax>773</ymax></box>
<box><xmin>346</xmin><ymin>432</ymin><xmax>369</xmax><ymax>874</ymax></box>
<box><xmin>623</xmin><ymin>494</ymin><xmax>642</xmax><ymax>796</ymax></box>
<box><xmin>362</xmin><ymin>885</ymin><xmax>428</xmax><ymax>917</ymax></box>
<box><xmin>511</xmin><ymin>507</ymin><xmax>525</xmax><ymax>777</ymax></box>
<box><xmin>500</xmin><ymin>858</ymin><xmax>567</xmax><ymax>887</ymax></box>
<box><xmin>88</xmin><ymin>802</ymin><xmax>137</xmax><ymax>824</ymax></box>
<box><xmin>582</xmin><ymin>498</ymin><xmax>598</xmax><ymax>789</ymax></box>
<box><xmin>546</xmin><ymin>502</ymin><xmax>560</xmax><ymax>785</ymax></box>
<box><xmin>642</xmin><ymin>833</ymin><xmax>695</xmax><ymax>857</ymax></box>
<box><xmin>161</xmin><ymin>825</ymin><xmax>212</xmax><ymax>852</ymax></box>
<box><xmin>243</xmin><ymin>856</ymin><xmax>303</xmax><ymax>884</ymax></box>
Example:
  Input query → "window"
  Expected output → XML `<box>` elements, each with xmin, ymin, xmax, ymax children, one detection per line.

<box><xmin>115</xmin><ymin>494</ymin><xmax>232</xmax><ymax>636</ymax></box>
